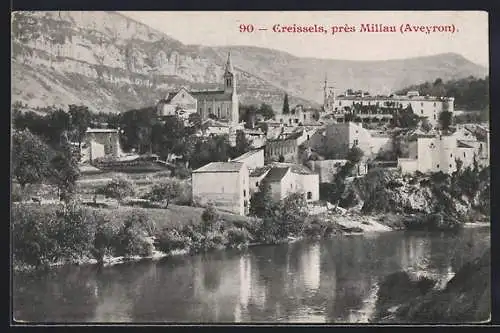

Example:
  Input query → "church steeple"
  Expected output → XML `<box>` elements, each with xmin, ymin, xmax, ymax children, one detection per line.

<box><xmin>224</xmin><ymin>52</ymin><xmax>236</xmax><ymax>93</ymax></box>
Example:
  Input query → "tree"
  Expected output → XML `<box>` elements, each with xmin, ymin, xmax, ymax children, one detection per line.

<box><xmin>249</xmin><ymin>182</ymin><xmax>275</xmax><ymax>218</ymax></box>
<box><xmin>144</xmin><ymin>179</ymin><xmax>182</xmax><ymax>209</ymax></box>
<box><xmin>347</xmin><ymin>146</ymin><xmax>364</xmax><ymax>164</ymax></box>
<box><xmin>282</xmin><ymin>94</ymin><xmax>290</xmax><ymax>114</ymax></box>
<box><xmin>279</xmin><ymin>192</ymin><xmax>308</xmax><ymax>236</ymax></box>
<box><xmin>439</xmin><ymin>111</ymin><xmax>453</xmax><ymax>132</ymax></box>
<box><xmin>258</xmin><ymin>103</ymin><xmax>275</xmax><ymax>120</ymax></box>
<box><xmin>421</xmin><ymin>118</ymin><xmax>433</xmax><ymax>132</ymax></box>
<box><xmin>48</xmin><ymin>134</ymin><xmax>80</xmax><ymax>203</ymax></box>
<box><xmin>231</xmin><ymin>130</ymin><xmax>251</xmax><ymax>158</ymax></box>
<box><xmin>97</xmin><ymin>177</ymin><xmax>135</xmax><ymax>203</ymax></box>
<box><xmin>47</xmin><ymin>109</ymin><xmax>71</xmax><ymax>147</ymax></box>
<box><xmin>188</xmin><ymin>112</ymin><xmax>202</xmax><ymax>131</ymax></box>
<box><xmin>68</xmin><ymin>104</ymin><xmax>92</xmax><ymax>148</ymax></box>
<box><xmin>12</xmin><ymin>129</ymin><xmax>51</xmax><ymax>189</ymax></box>
<box><xmin>392</xmin><ymin>105</ymin><xmax>420</xmax><ymax>129</ymax></box>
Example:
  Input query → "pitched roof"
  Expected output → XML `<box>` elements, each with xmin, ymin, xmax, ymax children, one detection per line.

<box><xmin>192</xmin><ymin>162</ymin><xmax>244</xmax><ymax>173</ymax></box>
<box><xmin>232</xmin><ymin>149</ymin><xmax>263</xmax><ymax>162</ymax></box>
<box><xmin>271</xmin><ymin>162</ymin><xmax>316</xmax><ymax>175</ymax></box>
<box><xmin>191</xmin><ymin>90</ymin><xmax>232</xmax><ymax>101</ymax></box>
<box><xmin>263</xmin><ymin>167</ymin><xmax>290</xmax><ymax>182</ymax></box>
<box><xmin>250</xmin><ymin>165</ymin><xmax>272</xmax><ymax>177</ymax></box>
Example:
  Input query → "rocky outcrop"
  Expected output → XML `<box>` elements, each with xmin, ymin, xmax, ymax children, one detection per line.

<box><xmin>11</xmin><ymin>12</ymin><xmax>486</xmax><ymax>113</ymax></box>
<box><xmin>374</xmin><ymin>248</ymin><xmax>490</xmax><ymax>323</ymax></box>
<box><xmin>338</xmin><ymin>169</ymin><xmax>489</xmax><ymax>230</ymax></box>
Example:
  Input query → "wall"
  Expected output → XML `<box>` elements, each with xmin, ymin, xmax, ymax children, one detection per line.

<box><xmin>265</xmin><ymin>139</ymin><xmax>298</xmax><ymax>163</ymax></box>
<box><xmin>89</xmin><ymin>141</ymin><xmax>105</xmax><ymax>160</ymax></box>
<box><xmin>294</xmin><ymin>173</ymin><xmax>320</xmax><ymax>202</ymax></box>
<box><xmin>233</xmin><ymin>149</ymin><xmax>265</xmax><ymax>170</ymax></box>
<box><xmin>267</xmin><ymin>169</ymin><xmax>294</xmax><ymax>202</ymax></box>
<box><xmin>192</xmin><ymin>168</ymin><xmax>249</xmax><ymax>215</ymax></box>
<box><xmin>85</xmin><ymin>131</ymin><xmax>120</xmax><ymax>160</ymax></box>
<box><xmin>307</xmin><ymin>159</ymin><xmax>347</xmax><ymax>183</ymax></box>
<box><xmin>398</xmin><ymin>158</ymin><xmax>419</xmax><ymax>175</ymax></box>
<box><xmin>249</xmin><ymin>171</ymin><xmax>269</xmax><ymax>195</ymax></box>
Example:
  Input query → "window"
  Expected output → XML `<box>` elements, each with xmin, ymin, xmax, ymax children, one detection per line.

<box><xmin>353</xmin><ymin>139</ymin><xmax>359</xmax><ymax>146</ymax></box>
<box><xmin>450</xmin><ymin>153</ymin><xmax>453</xmax><ymax>158</ymax></box>
<box><xmin>433</xmin><ymin>102</ymin><xmax>436</xmax><ymax>107</ymax></box>
<box><xmin>307</xmin><ymin>192</ymin><xmax>312</xmax><ymax>200</ymax></box>
<box><xmin>290</xmin><ymin>184</ymin><xmax>293</xmax><ymax>189</ymax></box>
<box><xmin>421</xmin><ymin>102</ymin><xmax>424</xmax><ymax>106</ymax></box>
<box><xmin>421</xmin><ymin>110</ymin><xmax>423</xmax><ymax>114</ymax></box>
<box><xmin>208</xmin><ymin>107</ymin><xmax>212</xmax><ymax>113</ymax></box>
<box><xmin>433</xmin><ymin>114</ymin><xmax>436</xmax><ymax>120</ymax></box>
<box><xmin>449</xmin><ymin>164</ymin><xmax>452</xmax><ymax>168</ymax></box>
<box><xmin>199</xmin><ymin>108</ymin><xmax>202</xmax><ymax>113</ymax></box>
<box><xmin>437</xmin><ymin>164</ymin><xmax>440</xmax><ymax>169</ymax></box>
<box><xmin>464</xmin><ymin>152</ymin><xmax>466</xmax><ymax>158</ymax></box>
<box><xmin>339</xmin><ymin>101</ymin><xmax>342</xmax><ymax>106</ymax></box>
<box><xmin>256</xmin><ymin>182</ymin><xmax>259</xmax><ymax>187</ymax></box>
<box><xmin>244</xmin><ymin>200</ymin><xmax>248</xmax><ymax>208</ymax></box>
<box><xmin>243</xmin><ymin>190</ymin><xmax>246</xmax><ymax>197</ymax></box>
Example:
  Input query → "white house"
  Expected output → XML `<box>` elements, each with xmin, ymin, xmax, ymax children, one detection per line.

<box><xmin>398</xmin><ymin>128</ymin><xmax>488</xmax><ymax>175</ymax></box>
<box><xmin>192</xmin><ymin>162</ymin><xmax>250</xmax><ymax>215</ymax></box>
<box><xmin>231</xmin><ymin>149</ymin><xmax>265</xmax><ymax>171</ymax></box>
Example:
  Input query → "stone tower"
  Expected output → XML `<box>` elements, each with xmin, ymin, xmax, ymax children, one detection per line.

<box><xmin>323</xmin><ymin>74</ymin><xmax>336</xmax><ymax>113</ymax></box>
<box><xmin>223</xmin><ymin>52</ymin><xmax>239</xmax><ymax>124</ymax></box>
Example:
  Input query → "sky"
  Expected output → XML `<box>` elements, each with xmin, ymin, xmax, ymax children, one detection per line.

<box><xmin>120</xmin><ymin>11</ymin><xmax>489</xmax><ymax>67</ymax></box>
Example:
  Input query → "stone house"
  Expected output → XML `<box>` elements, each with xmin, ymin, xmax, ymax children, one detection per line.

<box><xmin>82</xmin><ymin>128</ymin><xmax>123</xmax><ymax>162</ymax></box>
<box><xmin>231</xmin><ymin>149</ymin><xmax>265</xmax><ymax>171</ymax></box>
<box><xmin>192</xmin><ymin>162</ymin><xmax>250</xmax><ymax>215</ymax></box>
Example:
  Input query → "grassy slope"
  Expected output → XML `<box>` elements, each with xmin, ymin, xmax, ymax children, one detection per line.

<box><xmin>14</xmin><ymin>202</ymin><xmax>252</xmax><ymax>230</ymax></box>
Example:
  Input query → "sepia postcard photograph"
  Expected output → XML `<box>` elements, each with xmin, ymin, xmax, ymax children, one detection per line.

<box><xmin>11</xmin><ymin>10</ymin><xmax>490</xmax><ymax>324</ymax></box>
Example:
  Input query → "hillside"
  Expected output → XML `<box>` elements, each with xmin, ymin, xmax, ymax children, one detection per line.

<box><xmin>11</xmin><ymin>11</ymin><xmax>488</xmax><ymax>114</ymax></box>
<box><xmin>395</xmin><ymin>76</ymin><xmax>489</xmax><ymax>111</ymax></box>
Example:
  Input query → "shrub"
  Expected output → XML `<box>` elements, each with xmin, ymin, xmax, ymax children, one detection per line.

<box><xmin>143</xmin><ymin>178</ymin><xmax>182</xmax><ymax>209</ymax></box>
<box><xmin>203</xmin><ymin>230</ymin><xmax>227</xmax><ymax>251</ymax></box>
<box><xmin>113</xmin><ymin>213</ymin><xmax>153</xmax><ymax>257</ymax></box>
<box><xmin>12</xmin><ymin>205</ymin><xmax>61</xmax><ymax>268</ymax></box>
<box><xmin>225</xmin><ymin>227</ymin><xmax>251</xmax><ymax>248</ymax></box>
<box><xmin>91</xmin><ymin>212</ymin><xmax>119</xmax><ymax>262</ymax></box>
<box><xmin>97</xmin><ymin>177</ymin><xmax>135</xmax><ymax>202</ymax></box>
<box><xmin>173</xmin><ymin>165</ymin><xmax>191</xmax><ymax>179</ymax></box>
<box><xmin>201</xmin><ymin>204</ymin><xmax>219</xmax><ymax>232</ymax></box>
<box><xmin>156</xmin><ymin>228</ymin><xmax>191</xmax><ymax>254</ymax></box>
<box><xmin>52</xmin><ymin>203</ymin><xmax>97</xmax><ymax>261</ymax></box>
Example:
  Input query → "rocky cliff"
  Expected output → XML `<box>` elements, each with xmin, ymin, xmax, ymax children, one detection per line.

<box><xmin>11</xmin><ymin>11</ymin><xmax>488</xmax><ymax>114</ymax></box>
<box><xmin>339</xmin><ymin>168</ymin><xmax>490</xmax><ymax>227</ymax></box>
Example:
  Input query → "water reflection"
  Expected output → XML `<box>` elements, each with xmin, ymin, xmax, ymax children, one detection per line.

<box><xmin>13</xmin><ymin>227</ymin><xmax>490</xmax><ymax>323</ymax></box>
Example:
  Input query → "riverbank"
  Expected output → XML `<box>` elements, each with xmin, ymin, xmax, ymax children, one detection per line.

<box><xmin>11</xmin><ymin>200</ymin><xmax>490</xmax><ymax>274</ymax></box>
<box><xmin>373</xmin><ymin>247</ymin><xmax>491</xmax><ymax>323</ymax></box>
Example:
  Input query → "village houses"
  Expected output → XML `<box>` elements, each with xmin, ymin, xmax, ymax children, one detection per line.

<box><xmin>397</xmin><ymin>124</ymin><xmax>489</xmax><ymax>175</ymax></box>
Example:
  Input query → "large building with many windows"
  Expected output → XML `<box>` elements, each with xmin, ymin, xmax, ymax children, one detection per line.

<box><xmin>322</xmin><ymin>78</ymin><xmax>454</xmax><ymax>126</ymax></box>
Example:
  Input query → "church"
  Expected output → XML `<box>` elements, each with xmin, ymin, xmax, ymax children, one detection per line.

<box><xmin>156</xmin><ymin>53</ymin><xmax>239</xmax><ymax>124</ymax></box>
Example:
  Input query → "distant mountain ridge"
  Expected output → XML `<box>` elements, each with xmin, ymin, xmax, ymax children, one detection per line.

<box><xmin>11</xmin><ymin>11</ymin><xmax>488</xmax><ymax>114</ymax></box>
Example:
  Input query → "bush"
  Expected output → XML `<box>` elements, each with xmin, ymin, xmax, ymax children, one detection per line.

<box><xmin>156</xmin><ymin>228</ymin><xmax>191</xmax><ymax>254</ymax></box>
<box><xmin>201</xmin><ymin>204</ymin><xmax>219</xmax><ymax>232</ymax></box>
<box><xmin>113</xmin><ymin>213</ymin><xmax>153</xmax><ymax>257</ymax></box>
<box><xmin>225</xmin><ymin>227</ymin><xmax>251</xmax><ymax>248</ymax></box>
<box><xmin>97</xmin><ymin>177</ymin><xmax>135</xmax><ymax>202</ymax></box>
<box><xmin>12</xmin><ymin>205</ymin><xmax>61</xmax><ymax>268</ymax></box>
<box><xmin>91</xmin><ymin>212</ymin><xmax>119</xmax><ymax>262</ymax></box>
<box><xmin>143</xmin><ymin>178</ymin><xmax>182</xmax><ymax>208</ymax></box>
<box><xmin>52</xmin><ymin>203</ymin><xmax>97</xmax><ymax>261</ymax></box>
<box><xmin>202</xmin><ymin>230</ymin><xmax>227</xmax><ymax>251</ymax></box>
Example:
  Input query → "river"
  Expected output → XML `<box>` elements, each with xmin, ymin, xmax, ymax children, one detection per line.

<box><xmin>13</xmin><ymin>226</ymin><xmax>490</xmax><ymax>323</ymax></box>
